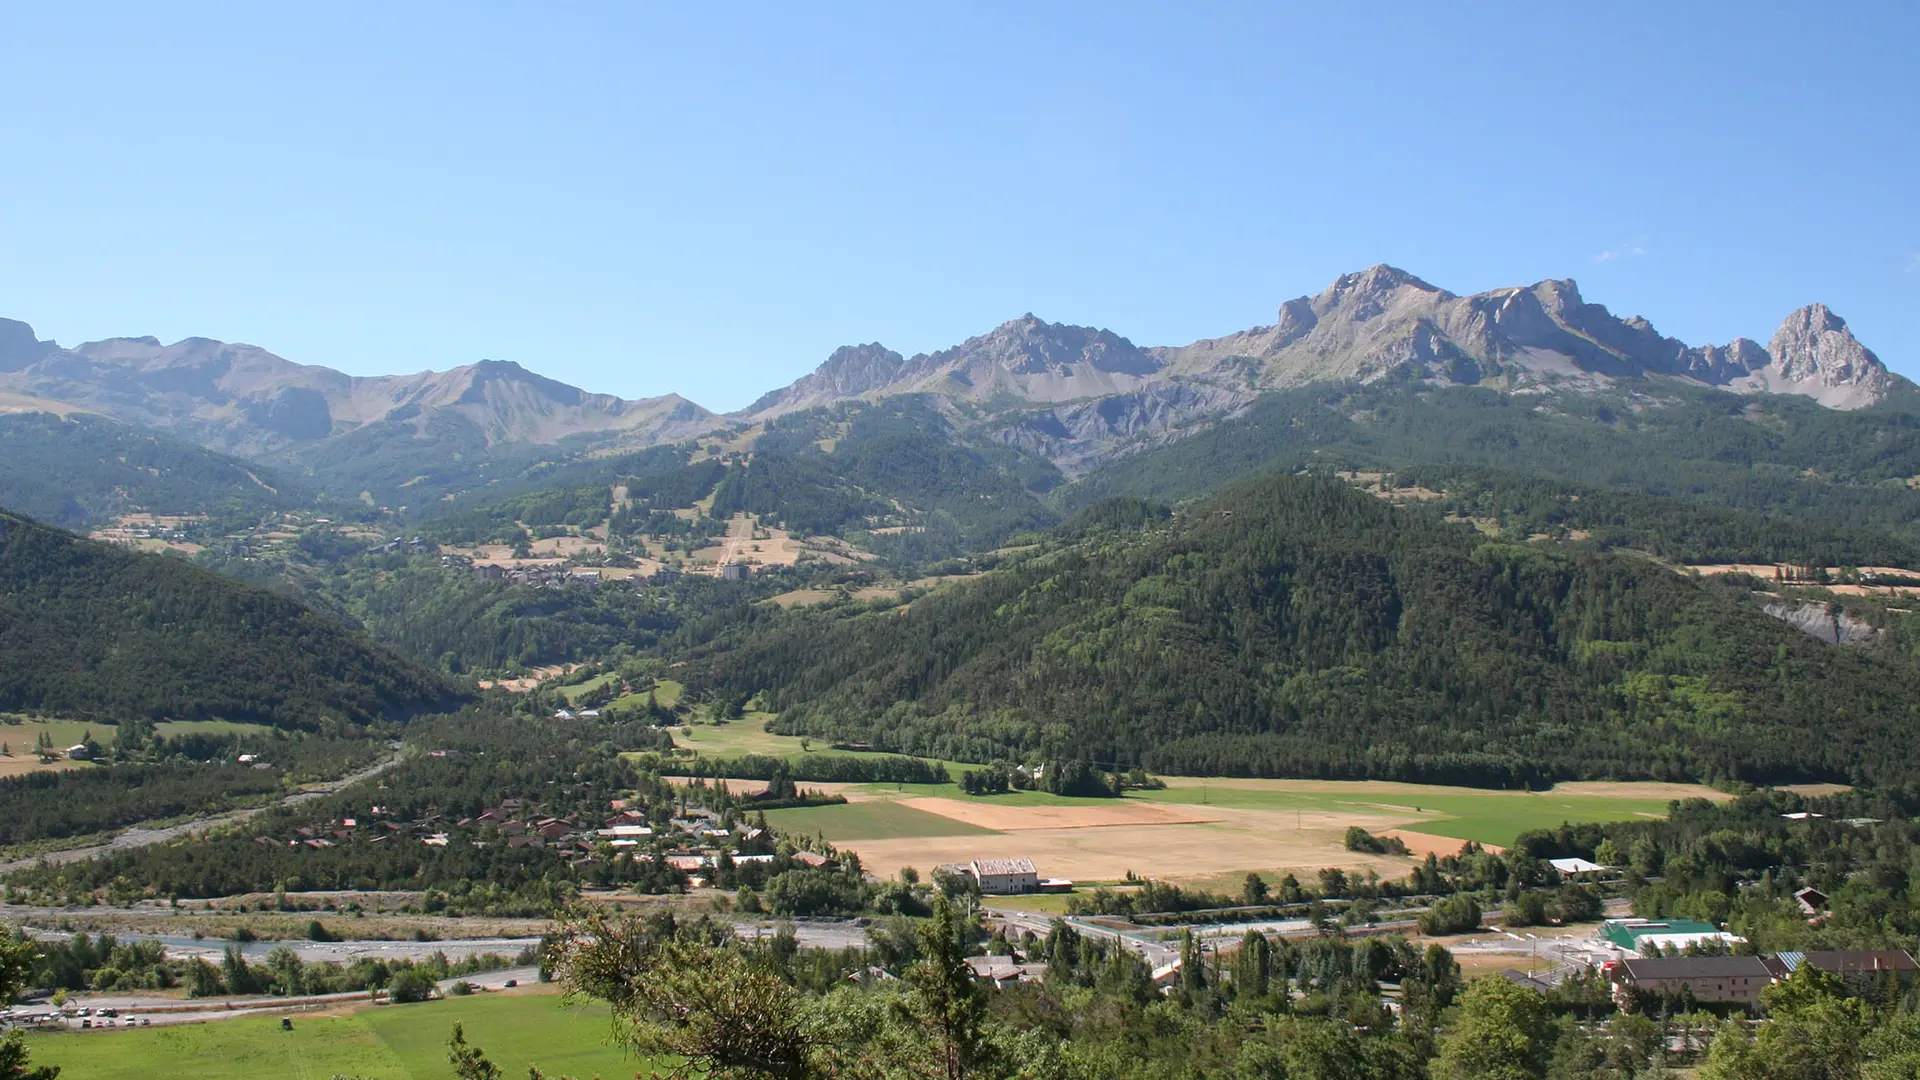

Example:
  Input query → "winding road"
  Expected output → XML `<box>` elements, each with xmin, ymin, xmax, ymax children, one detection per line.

<box><xmin>0</xmin><ymin>746</ymin><xmax>406</xmax><ymax>875</ymax></box>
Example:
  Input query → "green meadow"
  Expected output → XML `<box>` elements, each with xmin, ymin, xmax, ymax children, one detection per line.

<box><xmin>1132</xmin><ymin>779</ymin><xmax>1712</xmax><ymax>847</ymax></box>
<box><xmin>764</xmin><ymin>799</ymin><xmax>994</xmax><ymax>841</ymax></box>
<box><xmin>24</xmin><ymin>991</ymin><xmax>656</xmax><ymax>1080</ymax></box>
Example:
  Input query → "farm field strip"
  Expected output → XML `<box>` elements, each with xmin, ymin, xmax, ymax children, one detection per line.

<box><xmin>23</xmin><ymin>991</ymin><xmax>654</xmax><ymax>1080</ymax></box>
<box><xmin>666</xmin><ymin>723</ymin><xmax>1725</xmax><ymax>878</ymax></box>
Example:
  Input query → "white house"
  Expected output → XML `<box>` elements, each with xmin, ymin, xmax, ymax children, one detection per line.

<box><xmin>969</xmin><ymin>858</ymin><xmax>1040</xmax><ymax>894</ymax></box>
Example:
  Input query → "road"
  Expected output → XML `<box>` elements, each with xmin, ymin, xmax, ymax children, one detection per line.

<box><xmin>987</xmin><ymin>908</ymin><xmax>1181</xmax><ymax>968</ymax></box>
<box><xmin>0</xmin><ymin>747</ymin><xmax>406</xmax><ymax>875</ymax></box>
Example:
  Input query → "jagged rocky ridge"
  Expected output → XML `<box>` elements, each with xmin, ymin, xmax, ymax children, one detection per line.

<box><xmin>0</xmin><ymin>266</ymin><xmax>1902</xmax><ymax>474</ymax></box>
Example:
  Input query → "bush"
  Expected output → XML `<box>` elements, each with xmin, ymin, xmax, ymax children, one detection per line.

<box><xmin>1344</xmin><ymin>827</ymin><xmax>1409</xmax><ymax>856</ymax></box>
<box><xmin>387</xmin><ymin>968</ymin><xmax>437</xmax><ymax>1004</ymax></box>
<box><xmin>1417</xmin><ymin>894</ymin><xmax>1482</xmax><ymax>936</ymax></box>
<box><xmin>762</xmin><ymin>867</ymin><xmax>866</xmax><ymax>916</ymax></box>
<box><xmin>448</xmin><ymin>980</ymin><xmax>474</xmax><ymax>997</ymax></box>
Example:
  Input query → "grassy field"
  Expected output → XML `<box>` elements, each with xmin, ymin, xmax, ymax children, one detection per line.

<box><xmin>765</xmin><ymin>800</ymin><xmax>995</xmax><ymax>841</ymax></box>
<box><xmin>24</xmin><ymin>990</ymin><xmax>657</xmax><ymax>1080</ymax></box>
<box><xmin>556</xmin><ymin>672</ymin><xmax>619</xmax><ymax>705</ymax></box>
<box><xmin>606</xmin><ymin>677</ymin><xmax>685</xmax><ymax>716</ymax></box>
<box><xmin>659</xmin><ymin>721</ymin><xmax>1714</xmax><ymax>848</ymax></box>
<box><xmin>0</xmin><ymin>717</ymin><xmax>267</xmax><ymax>776</ymax></box>
<box><xmin>1131</xmin><ymin>778</ymin><xmax>1716</xmax><ymax>848</ymax></box>
<box><xmin>650</xmin><ymin>715</ymin><xmax>1720</xmax><ymax>884</ymax></box>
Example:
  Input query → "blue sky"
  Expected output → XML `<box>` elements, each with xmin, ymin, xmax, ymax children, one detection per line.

<box><xmin>1</xmin><ymin>3</ymin><xmax>1914</xmax><ymax>412</ymax></box>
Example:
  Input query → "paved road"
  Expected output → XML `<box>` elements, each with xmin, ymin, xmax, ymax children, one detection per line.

<box><xmin>0</xmin><ymin>748</ymin><xmax>406</xmax><ymax>875</ymax></box>
<box><xmin>731</xmin><ymin>917</ymin><xmax>873</xmax><ymax>951</ymax></box>
<box><xmin>17</xmin><ymin>926</ymin><xmax>544</xmax><ymax>965</ymax></box>
<box><xmin>987</xmin><ymin>908</ymin><xmax>1181</xmax><ymax>968</ymax></box>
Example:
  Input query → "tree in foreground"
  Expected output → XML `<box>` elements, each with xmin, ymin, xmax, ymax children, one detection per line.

<box><xmin>1432</xmin><ymin>975</ymin><xmax>1553</xmax><ymax>1080</ymax></box>
<box><xmin>1</xmin><ymin>935</ymin><xmax>59</xmax><ymax>1080</ymax></box>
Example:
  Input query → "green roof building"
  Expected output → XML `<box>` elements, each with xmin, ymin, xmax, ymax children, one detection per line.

<box><xmin>1603</xmin><ymin>918</ymin><xmax>1723</xmax><ymax>950</ymax></box>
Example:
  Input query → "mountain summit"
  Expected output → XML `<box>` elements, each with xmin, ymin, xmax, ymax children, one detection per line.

<box><xmin>1149</xmin><ymin>266</ymin><xmax>1900</xmax><ymax>408</ymax></box>
<box><xmin>746</xmin><ymin>315</ymin><xmax>1164</xmax><ymax>418</ymax></box>
<box><xmin>739</xmin><ymin>267</ymin><xmax>1903</xmax><ymax>430</ymax></box>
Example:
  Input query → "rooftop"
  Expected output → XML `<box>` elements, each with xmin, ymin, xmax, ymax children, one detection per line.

<box><xmin>1618</xmin><ymin>956</ymin><xmax>1773</xmax><ymax>980</ymax></box>
<box><xmin>972</xmin><ymin>858</ymin><xmax>1037</xmax><ymax>876</ymax></box>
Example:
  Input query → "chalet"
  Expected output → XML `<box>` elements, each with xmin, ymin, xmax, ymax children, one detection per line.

<box><xmin>969</xmin><ymin>858</ymin><xmax>1040</xmax><ymax>894</ymax></box>
<box><xmin>507</xmin><ymin>835</ymin><xmax>545</xmax><ymax>849</ymax></box>
<box><xmin>1610</xmin><ymin>956</ymin><xmax>1773</xmax><ymax>1009</ymax></box>
<box><xmin>792</xmin><ymin>851</ymin><xmax>832</xmax><ymax>869</ymax></box>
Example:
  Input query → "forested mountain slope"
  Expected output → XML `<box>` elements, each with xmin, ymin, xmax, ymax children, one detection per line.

<box><xmin>681</xmin><ymin>477</ymin><xmax>1920</xmax><ymax>788</ymax></box>
<box><xmin>1064</xmin><ymin>383</ymin><xmax>1920</xmax><ymax>544</ymax></box>
<box><xmin>0</xmin><ymin>409</ymin><xmax>296</xmax><ymax>529</ymax></box>
<box><xmin>0</xmin><ymin>511</ymin><xmax>456</xmax><ymax>726</ymax></box>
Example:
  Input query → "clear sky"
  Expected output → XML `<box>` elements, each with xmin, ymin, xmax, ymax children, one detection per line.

<box><xmin>1</xmin><ymin>3</ymin><xmax>1914</xmax><ymax>412</ymax></box>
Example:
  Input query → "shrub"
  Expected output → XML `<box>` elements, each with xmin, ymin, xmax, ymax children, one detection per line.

<box><xmin>387</xmin><ymin>968</ymin><xmax>437</xmax><ymax>1004</ymax></box>
<box><xmin>1417</xmin><ymin>894</ymin><xmax>1482</xmax><ymax>936</ymax></box>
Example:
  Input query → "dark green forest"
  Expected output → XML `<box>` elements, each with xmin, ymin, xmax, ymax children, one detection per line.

<box><xmin>680</xmin><ymin>475</ymin><xmax>1920</xmax><ymax>788</ymax></box>
<box><xmin>0</xmin><ymin>412</ymin><xmax>295</xmax><ymax>529</ymax></box>
<box><xmin>0</xmin><ymin>511</ymin><xmax>455</xmax><ymax>727</ymax></box>
<box><xmin>1064</xmin><ymin>383</ymin><xmax>1920</xmax><ymax>552</ymax></box>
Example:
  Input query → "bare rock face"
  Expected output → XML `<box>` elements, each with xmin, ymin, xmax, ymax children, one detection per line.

<box><xmin>1153</xmin><ymin>268</ymin><xmax>1905</xmax><ymax>409</ymax></box>
<box><xmin>1763</xmin><ymin>599</ymin><xmax>1882</xmax><ymax>646</ymax></box>
<box><xmin>747</xmin><ymin>316</ymin><xmax>1164</xmax><ymax>418</ymax></box>
<box><xmin>743</xmin><ymin>344</ymin><xmax>906</xmax><ymax>415</ymax></box>
<box><xmin>1741</xmin><ymin>305</ymin><xmax>1897</xmax><ymax>408</ymax></box>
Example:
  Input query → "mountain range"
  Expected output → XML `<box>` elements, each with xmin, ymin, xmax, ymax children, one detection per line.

<box><xmin>0</xmin><ymin>265</ymin><xmax>1905</xmax><ymax>511</ymax></box>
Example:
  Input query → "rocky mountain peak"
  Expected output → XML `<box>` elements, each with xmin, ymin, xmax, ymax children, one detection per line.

<box><xmin>1332</xmin><ymin>264</ymin><xmax>1442</xmax><ymax>298</ymax></box>
<box><xmin>0</xmin><ymin>319</ymin><xmax>57</xmax><ymax>373</ymax></box>
<box><xmin>1768</xmin><ymin>304</ymin><xmax>1872</xmax><ymax>378</ymax></box>
<box><xmin>935</xmin><ymin>316</ymin><xmax>1161</xmax><ymax>378</ymax></box>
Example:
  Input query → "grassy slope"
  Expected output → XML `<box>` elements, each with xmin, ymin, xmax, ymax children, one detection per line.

<box><xmin>25</xmin><ymin>992</ymin><xmax>653</xmax><ymax>1080</ymax></box>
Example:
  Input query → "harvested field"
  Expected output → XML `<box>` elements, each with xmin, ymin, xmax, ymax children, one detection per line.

<box><xmin>1549</xmin><ymin>781</ymin><xmax>1733</xmax><ymax>801</ymax></box>
<box><xmin>771</xmin><ymin>588</ymin><xmax>838</xmax><ymax>608</ymax></box>
<box><xmin>842</xmin><ymin>807</ymin><xmax>1412</xmax><ymax>884</ymax></box>
<box><xmin>1379</xmin><ymin>829</ymin><xmax>1490</xmax><ymax>858</ymax></box>
<box><xmin>1777</xmin><ymin>783</ymin><xmax>1853</xmax><ymax>797</ymax></box>
<box><xmin>899</xmin><ymin>797</ymin><xmax>1223</xmax><ymax>831</ymax></box>
<box><xmin>477</xmin><ymin>663</ymin><xmax>581</xmax><ymax>693</ymax></box>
